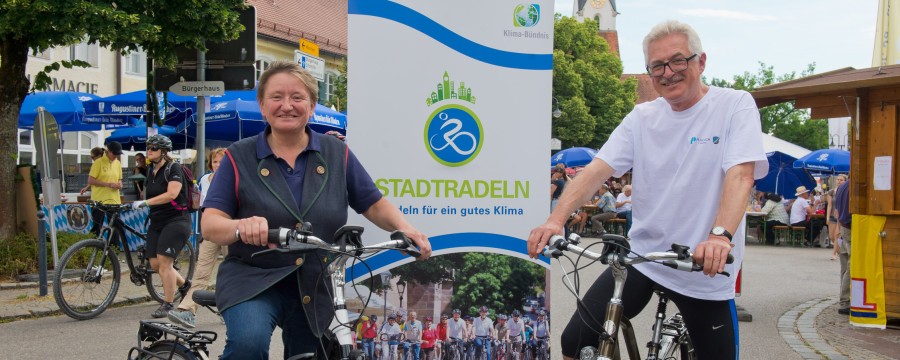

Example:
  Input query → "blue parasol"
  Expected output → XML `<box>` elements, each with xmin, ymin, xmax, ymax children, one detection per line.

<box><xmin>551</xmin><ymin>147</ymin><xmax>598</xmax><ymax>168</ymax></box>
<box><xmin>17</xmin><ymin>91</ymin><xmax>128</xmax><ymax>131</ymax></box>
<box><xmin>793</xmin><ymin>149</ymin><xmax>850</xmax><ymax>174</ymax></box>
<box><xmin>106</xmin><ymin>119</ymin><xmax>193</xmax><ymax>151</ymax></box>
<box><xmin>755</xmin><ymin>151</ymin><xmax>817</xmax><ymax>199</ymax></box>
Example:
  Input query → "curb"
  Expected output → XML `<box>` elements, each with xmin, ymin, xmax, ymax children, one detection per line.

<box><xmin>778</xmin><ymin>296</ymin><xmax>848</xmax><ymax>360</ymax></box>
<box><xmin>0</xmin><ymin>292</ymin><xmax>153</xmax><ymax>322</ymax></box>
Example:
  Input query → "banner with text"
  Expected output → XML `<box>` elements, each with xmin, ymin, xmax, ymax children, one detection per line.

<box><xmin>347</xmin><ymin>0</ymin><xmax>554</xmax><ymax>282</ymax></box>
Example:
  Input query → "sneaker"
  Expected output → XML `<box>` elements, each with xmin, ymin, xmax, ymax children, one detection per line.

<box><xmin>177</xmin><ymin>280</ymin><xmax>192</xmax><ymax>300</ymax></box>
<box><xmin>168</xmin><ymin>309</ymin><xmax>196</xmax><ymax>328</ymax></box>
<box><xmin>152</xmin><ymin>302</ymin><xmax>174</xmax><ymax>318</ymax></box>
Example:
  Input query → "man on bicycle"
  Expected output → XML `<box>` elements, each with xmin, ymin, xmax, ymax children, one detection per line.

<box><xmin>473</xmin><ymin>306</ymin><xmax>494</xmax><ymax>359</ymax></box>
<box><xmin>360</xmin><ymin>315</ymin><xmax>379</xmax><ymax>359</ymax></box>
<box><xmin>532</xmin><ymin>310</ymin><xmax>550</xmax><ymax>358</ymax></box>
<box><xmin>507</xmin><ymin>310</ymin><xmax>526</xmax><ymax>358</ymax></box>
<box><xmin>403</xmin><ymin>311</ymin><xmax>424</xmax><ymax>360</ymax></box>
<box><xmin>446</xmin><ymin>309</ymin><xmax>466</xmax><ymax>358</ymax></box>
<box><xmin>527</xmin><ymin>20</ymin><xmax>766</xmax><ymax>360</ymax></box>
<box><xmin>494</xmin><ymin>314</ymin><xmax>509</xmax><ymax>358</ymax></box>
<box><xmin>381</xmin><ymin>314</ymin><xmax>402</xmax><ymax>360</ymax></box>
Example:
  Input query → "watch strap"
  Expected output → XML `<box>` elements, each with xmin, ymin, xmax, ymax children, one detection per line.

<box><xmin>711</xmin><ymin>227</ymin><xmax>733</xmax><ymax>242</ymax></box>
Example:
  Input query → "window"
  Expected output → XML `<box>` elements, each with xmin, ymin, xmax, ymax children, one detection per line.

<box><xmin>19</xmin><ymin>130</ymin><xmax>32</xmax><ymax>146</ymax></box>
<box><xmin>70</xmin><ymin>40</ymin><xmax>99</xmax><ymax>68</ymax></box>
<box><xmin>324</xmin><ymin>71</ymin><xmax>339</xmax><ymax>104</ymax></box>
<box><xmin>62</xmin><ymin>132</ymin><xmax>78</xmax><ymax>150</ymax></box>
<box><xmin>255</xmin><ymin>58</ymin><xmax>272</xmax><ymax>80</ymax></box>
<box><xmin>29</xmin><ymin>47</ymin><xmax>52</xmax><ymax>60</ymax></box>
<box><xmin>125</xmin><ymin>48</ymin><xmax>147</xmax><ymax>75</ymax></box>
<box><xmin>80</xmin><ymin>133</ymin><xmax>93</xmax><ymax>149</ymax></box>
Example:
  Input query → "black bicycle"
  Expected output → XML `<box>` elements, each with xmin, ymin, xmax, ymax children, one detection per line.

<box><xmin>128</xmin><ymin>225</ymin><xmax>422</xmax><ymax>360</ymax></box>
<box><xmin>543</xmin><ymin>233</ymin><xmax>733</xmax><ymax>360</ymax></box>
<box><xmin>52</xmin><ymin>202</ymin><xmax>196</xmax><ymax>320</ymax></box>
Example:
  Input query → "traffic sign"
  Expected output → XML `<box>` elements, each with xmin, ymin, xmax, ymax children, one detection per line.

<box><xmin>169</xmin><ymin>81</ymin><xmax>226</xmax><ymax>96</ymax></box>
<box><xmin>299</xmin><ymin>38</ymin><xmax>319</xmax><ymax>57</ymax></box>
<box><xmin>294</xmin><ymin>50</ymin><xmax>326</xmax><ymax>82</ymax></box>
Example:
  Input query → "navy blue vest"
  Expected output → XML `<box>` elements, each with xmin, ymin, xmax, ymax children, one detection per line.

<box><xmin>214</xmin><ymin>129</ymin><xmax>348</xmax><ymax>336</ymax></box>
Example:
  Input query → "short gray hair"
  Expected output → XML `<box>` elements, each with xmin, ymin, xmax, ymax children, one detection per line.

<box><xmin>642</xmin><ymin>20</ymin><xmax>703</xmax><ymax>64</ymax></box>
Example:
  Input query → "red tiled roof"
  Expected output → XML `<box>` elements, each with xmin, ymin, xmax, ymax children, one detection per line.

<box><xmin>621</xmin><ymin>74</ymin><xmax>659</xmax><ymax>104</ymax></box>
<box><xmin>248</xmin><ymin>0</ymin><xmax>348</xmax><ymax>56</ymax></box>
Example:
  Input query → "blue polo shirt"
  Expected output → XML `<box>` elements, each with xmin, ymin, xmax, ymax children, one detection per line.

<box><xmin>834</xmin><ymin>180</ymin><xmax>851</xmax><ymax>228</ymax></box>
<box><xmin>203</xmin><ymin>127</ymin><xmax>382</xmax><ymax>217</ymax></box>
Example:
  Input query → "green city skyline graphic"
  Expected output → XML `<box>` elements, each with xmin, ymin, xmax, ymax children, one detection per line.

<box><xmin>426</xmin><ymin>71</ymin><xmax>476</xmax><ymax>106</ymax></box>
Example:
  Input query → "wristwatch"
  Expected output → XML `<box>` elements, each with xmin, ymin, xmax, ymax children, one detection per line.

<box><xmin>710</xmin><ymin>226</ymin><xmax>733</xmax><ymax>242</ymax></box>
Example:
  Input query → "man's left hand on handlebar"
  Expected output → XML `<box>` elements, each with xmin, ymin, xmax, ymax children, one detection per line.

<box><xmin>692</xmin><ymin>235</ymin><xmax>733</xmax><ymax>277</ymax></box>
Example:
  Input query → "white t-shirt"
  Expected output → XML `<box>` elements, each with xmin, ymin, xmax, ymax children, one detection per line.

<box><xmin>507</xmin><ymin>318</ymin><xmax>525</xmax><ymax>338</ymax></box>
<box><xmin>790</xmin><ymin>197</ymin><xmax>811</xmax><ymax>224</ymax></box>
<box><xmin>198</xmin><ymin>172</ymin><xmax>213</xmax><ymax>206</ymax></box>
<box><xmin>595</xmin><ymin>86</ymin><xmax>767</xmax><ymax>300</ymax></box>
<box><xmin>615</xmin><ymin>193</ymin><xmax>632</xmax><ymax>212</ymax></box>
<box><xmin>473</xmin><ymin>316</ymin><xmax>493</xmax><ymax>337</ymax></box>
<box><xmin>447</xmin><ymin>318</ymin><xmax>466</xmax><ymax>339</ymax></box>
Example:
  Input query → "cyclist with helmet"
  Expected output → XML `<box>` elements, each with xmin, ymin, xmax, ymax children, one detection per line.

<box><xmin>131</xmin><ymin>134</ymin><xmax>192</xmax><ymax>318</ymax></box>
<box><xmin>435</xmin><ymin>314</ymin><xmax>449</xmax><ymax>359</ymax></box>
<box><xmin>507</xmin><ymin>310</ymin><xmax>526</xmax><ymax>357</ymax></box>
<box><xmin>446</xmin><ymin>309</ymin><xmax>466</xmax><ymax>358</ymax></box>
<box><xmin>359</xmin><ymin>315</ymin><xmax>379</xmax><ymax>359</ymax></box>
<box><xmin>532</xmin><ymin>310</ymin><xmax>550</xmax><ymax>358</ymax></box>
<box><xmin>381</xmin><ymin>314</ymin><xmax>402</xmax><ymax>360</ymax></box>
<box><xmin>420</xmin><ymin>317</ymin><xmax>437</xmax><ymax>359</ymax></box>
<box><xmin>495</xmin><ymin>314</ymin><xmax>510</xmax><ymax>358</ymax></box>
<box><xmin>473</xmin><ymin>306</ymin><xmax>494</xmax><ymax>359</ymax></box>
<box><xmin>463</xmin><ymin>315</ymin><xmax>476</xmax><ymax>358</ymax></box>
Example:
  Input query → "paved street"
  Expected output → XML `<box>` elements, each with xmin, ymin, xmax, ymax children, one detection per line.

<box><xmin>1</xmin><ymin>240</ymin><xmax>897</xmax><ymax>359</ymax></box>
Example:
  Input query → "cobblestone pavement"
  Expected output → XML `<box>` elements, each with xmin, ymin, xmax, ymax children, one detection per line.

<box><xmin>778</xmin><ymin>296</ymin><xmax>900</xmax><ymax>360</ymax></box>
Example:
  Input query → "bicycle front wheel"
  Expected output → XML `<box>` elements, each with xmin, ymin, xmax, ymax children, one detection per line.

<box><xmin>53</xmin><ymin>239</ymin><xmax>121</xmax><ymax>320</ymax></box>
<box><xmin>146</xmin><ymin>240</ymin><xmax>196</xmax><ymax>303</ymax></box>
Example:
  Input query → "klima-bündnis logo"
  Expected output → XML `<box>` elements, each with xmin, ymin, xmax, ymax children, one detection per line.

<box><xmin>513</xmin><ymin>4</ymin><xmax>540</xmax><ymax>27</ymax></box>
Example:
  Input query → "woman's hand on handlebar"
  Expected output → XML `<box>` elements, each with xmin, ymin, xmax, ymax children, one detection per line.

<box><xmin>398</xmin><ymin>225</ymin><xmax>432</xmax><ymax>260</ymax></box>
<box><xmin>235</xmin><ymin>216</ymin><xmax>276</xmax><ymax>248</ymax></box>
<box><xmin>527</xmin><ymin>220</ymin><xmax>564</xmax><ymax>259</ymax></box>
<box><xmin>693</xmin><ymin>235</ymin><xmax>733</xmax><ymax>277</ymax></box>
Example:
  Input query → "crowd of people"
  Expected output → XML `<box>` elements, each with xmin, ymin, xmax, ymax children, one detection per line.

<box><xmin>356</xmin><ymin>307</ymin><xmax>550</xmax><ymax>360</ymax></box>
<box><xmin>752</xmin><ymin>174</ymin><xmax>847</xmax><ymax>252</ymax></box>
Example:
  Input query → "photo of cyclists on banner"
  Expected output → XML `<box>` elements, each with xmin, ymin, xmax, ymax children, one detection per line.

<box><xmin>348</xmin><ymin>253</ymin><xmax>551</xmax><ymax>360</ymax></box>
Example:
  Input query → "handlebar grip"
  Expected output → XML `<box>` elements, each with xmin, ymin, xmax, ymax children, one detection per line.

<box><xmin>390</xmin><ymin>231</ymin><xmax>422</xmax><ymax>258</ymax></box>
<box><xmin>267</xmin><ymin>228</ymin><xmax>291</xmax><ymax>247</ymax></box>
<box><xmin>725</xmin><ymin>253</ymin><xmax>734</xmax><ymax>264</ymax></box>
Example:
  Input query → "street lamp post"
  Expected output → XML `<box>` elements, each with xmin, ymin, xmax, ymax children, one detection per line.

<box><xmin>552</xmin><ymin>97</ymin><xmax>562</xmax><ymax>118</ymax></box>
<box><xmin>397</xmin><ymin>280</ymin><xmax>406</xmax><ymax>312</ymax></box>
<box><xmin>379</xmin><ymin>271</ymin><xmax>391</xmax><ymax>322</ymax></box>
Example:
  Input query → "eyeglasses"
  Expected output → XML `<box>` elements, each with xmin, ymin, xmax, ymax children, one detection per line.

<box><xmin>148</xmin><ymin>146</ymin><xmax>161</xmax><ymax>152</ymax></box>
<box><xmin>646</xmin><ymin>54</ymin><xmax>698</xmax><ymax>77</ymax></box>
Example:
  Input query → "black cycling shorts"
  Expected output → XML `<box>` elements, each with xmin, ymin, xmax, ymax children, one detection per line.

<box><xmin>145</xmin><ymin>218</ymin><xmax>190</xmax><ymax>259</ymax></box>
<box><xmin>560</xmin><ymin>265</ymin><xmax>738</xmax><ymax>359</ymax></box>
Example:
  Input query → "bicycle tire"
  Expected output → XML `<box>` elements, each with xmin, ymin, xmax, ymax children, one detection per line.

<box><xmin>138</xmin><ymin>339</ymin><xmax>198</xmax><ymax>360</ymax></box>
<box><xmin>53</xmin><ymin>239</ymin><xmax>121</xmax><ymax>320</ymax></box>
<box><xmin>660</xmin><ymin>331</ymin><xmax>697</xmax><ymax>360</ymax></box>
<box><xmin>146</xmin><ymin>240</ymin><xmax>196</xmax><ymax>303</ymax></box>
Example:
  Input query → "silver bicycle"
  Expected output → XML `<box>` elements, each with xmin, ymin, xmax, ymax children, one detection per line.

<box><xmin>543</xmin><ymin>233</ymin><xmax>733</xmax><ymax>360</ymax></box>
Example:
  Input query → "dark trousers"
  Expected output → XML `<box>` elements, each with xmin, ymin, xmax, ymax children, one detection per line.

<box><xmin>765</xmin><ymin>220</ymin><xmax>786</xmax><ymax>245</ymax></box>
<box><xmin>90</xmin><ymin>207</ymin><xmax>107</xmax><ymax>236</ymax></box>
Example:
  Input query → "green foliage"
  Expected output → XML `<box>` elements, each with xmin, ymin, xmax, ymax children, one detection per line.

<box><xmin>0</xmin><ymin>232</ymin><xmax>95</xmax><ymax>280</ymax></box>
<box><xmin>708</xmin><ymin>62</ymin><xmax>828</xmax><ymax>150</ymax></box>
<box><xmin>391</xmin><ymin>253</ymin><xmax>462</xmax><ymax>285</ymax></box>
<box><xmin>451</xmin><ymin>253</ymin><xmax>544</xmax><ymax>316</ymax></box>
<box><xmin>30</xmin><ymin>60</ymin><xmax>92</xmax><ymax>92</ymax></box>
<box><xmin>553</xmin><ymin>17</ymin><xmax>637</xmax><ymax>149</ymax></box>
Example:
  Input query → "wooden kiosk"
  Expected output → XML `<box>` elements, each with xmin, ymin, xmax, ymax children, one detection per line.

<box><xmin>752</xmin><ymin>64</ymin><xmax>900</xmax><ymax>321</ymax></box>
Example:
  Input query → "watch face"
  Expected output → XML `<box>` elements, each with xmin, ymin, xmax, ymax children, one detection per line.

<box><xmin>712</xmin><ymin>226</ymin><xmax>725</xmax><ymax>235</ymax></box>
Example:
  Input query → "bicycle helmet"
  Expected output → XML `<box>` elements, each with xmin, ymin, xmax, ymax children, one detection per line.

<box><xmin>146</xmin><ymin>134</ymin><xmax>173</xmax><ymax>151</ymax></box>
<box><xmin>538</xmin><ymin>310</ymin><xmax>546</xmax><ymax>317</ymax></box>
<box><xmin>512</xmin><ymin>310</ymin><xmax>521</xmax><ymax>317</ymax></box>
<box><xmin>388</xmin><ymin>314</ymin><xmax>397</xmax><ymax>320</ymax></box>
<box><xmin>361</xmin><ymin>315</ymin><xmax>369</xmax><ymax>321</ymax></box>
<box><xmin>424</xmin><ymin>316</ymin><xmax>433</xmax><ymax>322</ymax></box>
<box><xmin>370</xmin><ymin>315</ymin><xmax>377</xmax><ymax>321</ymax></box>
<box><xmin>479</xmin><ymin>306</ymin><xmax>488</xmax><ymax>313</ymax></box>
<box><xmin>452</xmin><ymin>308</ymin><xmax>461</xmax><ymax>314</ymax></box>
<box><xmin>498</xmin><ymin>314</ymin><xmax>507</xmax><ymax>320</ymax></box>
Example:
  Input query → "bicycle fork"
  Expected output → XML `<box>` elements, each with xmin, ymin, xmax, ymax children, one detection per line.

<box><xmin>596</xmin><ymin>263</ymin><xmax>627</xmax><ymax>360</ymax></box>
<box><xmin>645</xmin><ymin>293</ymin><xmax>670</xmax><ymax>360</ymax></box>
<box><xmin>327</xmin><ymin>258</ymin><xmax>354</xmax><ymax>359</ymax></box>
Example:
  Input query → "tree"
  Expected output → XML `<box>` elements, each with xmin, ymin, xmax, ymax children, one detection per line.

<box><xmin>552</xmin><ymin>16</ymin><xmax>637</xmax><ymax>149</ymax></box>
<box><xmin>0</xmin><ymin>1</ymin><xmax>245</xmax><ymax>239</ymax></box>
<box><xmin>451</xmin><ymin>253</ymin><xmax>544</xmax><ymax>316</ymax></box>
<box><xmin>708</xmin><ymin>62</ymin><xmax>828</xmax><ymax>150</ymax></box>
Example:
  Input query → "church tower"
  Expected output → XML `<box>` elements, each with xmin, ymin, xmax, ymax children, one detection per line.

<box><xmin>573</xmin><ymin>0</ymin><xmax>619</xmax><ymax>56</ymax></box>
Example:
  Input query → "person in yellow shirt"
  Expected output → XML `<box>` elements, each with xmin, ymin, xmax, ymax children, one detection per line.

<box><xmin>87</xmin><ymin>141</ymin><xmax>123</xmax><ymax>235</ymax></box>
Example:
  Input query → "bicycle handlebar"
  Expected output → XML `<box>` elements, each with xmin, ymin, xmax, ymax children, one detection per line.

<box><xmin>543</xmin><ymin>233</ymin><xmax>733</xmax><ymax>276</ymax></box>
<box><xmin>247</xmin><ymin>225</ymin><xmax>422</xmax><ymax>261</ymax></box>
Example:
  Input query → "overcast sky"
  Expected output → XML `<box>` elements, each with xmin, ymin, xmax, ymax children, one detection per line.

<box><xmin>553</xmin><ymin>0</ymin><xmax>879</xmax><ymax>81</ymax></box>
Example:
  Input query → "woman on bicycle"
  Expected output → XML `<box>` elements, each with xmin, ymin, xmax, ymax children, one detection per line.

<box><xmin>200</xmin><ymin>61</ymin><xmax>431</xmax><ymax>359</ymax></box>
<box><xmin>168</xmin><ymin>147</ymin><xmax>228</xmax><ymax>327</ymax></box>
<box><xmin>130</xmin><ymin>134</ymin><xmax>191</xmax><ymax>318</ymax></box>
